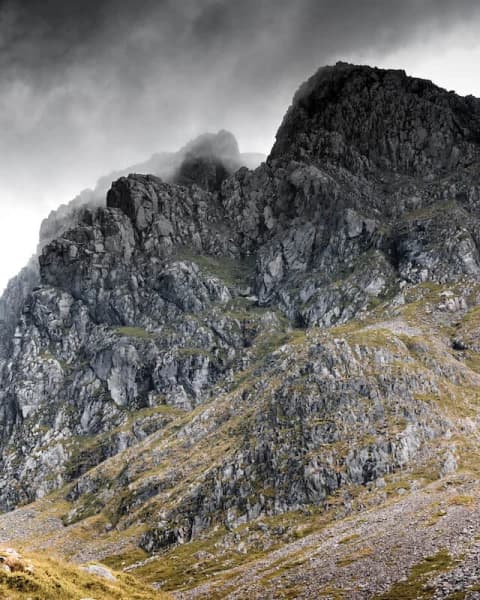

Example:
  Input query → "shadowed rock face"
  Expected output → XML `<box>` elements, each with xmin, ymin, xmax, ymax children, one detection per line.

<box><xmin>173</xmin><ymin>130</ymin><xmax>242</xmax><ymax>191</ymax></box>
<box><xmin>0</xmin><ymin>257</ymin><xmax>39</xmax><ymax>360</ymax></box>
<box><xmin>271</xmin><ymin>62</ymin><xmax>480</xmax><ymax>177</ymax></box>
<box><xmin>175</xmin><ymin>156</ymin><xmax>231</xmax><ymax>192</ymax></box>
<box><xmin>1</xmin><ymin>63</ymin><xmax>480</xmax><ymax>557</ymax></box>
<box><xmin>181</xmin><ymin>130</ymin><xmax>241</xmax><ymax>163</ymax></box>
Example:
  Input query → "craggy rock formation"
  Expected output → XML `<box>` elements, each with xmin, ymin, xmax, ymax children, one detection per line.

<box><xmin>173</xmin><ymin>130</ymin><xmax>243</xmax><ymax>191</ymax></box>
<box><xmin>38</xmin><ymin>189</ymin><xmax>101</xmax><ymax>253</ymax></box>
<box><xmin>1</xmin><ymin>63</ymin><xmax>480</xmax><ymax>566</ymax></box>
<box><xmin>0</xmin><ymin>257</ymin><xmax>40</xmax><ymax>360</ymax></box>
<box><xmin>38</xmin><ymin>130</ymin><xmax>264</xmax><ymax>250</ymax></box>
<box><xmin>0</xmin><ymin>130</ymin><xmax>262</xmax><ymax>379</ymax></box>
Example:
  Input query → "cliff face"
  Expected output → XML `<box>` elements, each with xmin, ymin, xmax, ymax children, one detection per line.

<box><xmin>1</xmin><ymin>63</ymin><xmax>480</xmax><ymax>585</ymax></box>
<box><xmin>271</xmin><ymin>62</ymin><xmax>480</xmax><ymax>176</ymax></box>
<box><xmin>0</xmin><ymin>257</ymin><xmax>40</xmax><ymax>361</ymax></box>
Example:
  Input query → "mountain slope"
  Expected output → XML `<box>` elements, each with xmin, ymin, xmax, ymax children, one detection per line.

<box><xmin>2</xmin><ymin>62</ymin><xmax>480</xmax><ymax>597</ymax></box>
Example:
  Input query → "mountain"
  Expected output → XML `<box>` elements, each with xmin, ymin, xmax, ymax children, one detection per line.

<box><xmin>0</xmin><ymin>131</ymin><xmax>265</xmax><ymax>379</ymax></box>
<box><xmin>1</xmin><ymin>62</ymin><xmax>480</xmax><ymax>597</ymax></box>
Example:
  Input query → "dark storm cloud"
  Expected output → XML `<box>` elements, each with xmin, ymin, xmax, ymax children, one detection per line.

<box><xmin>2</xmin><ymin>1</ymin><xmax>480</xmax><ymax>128</ymax></box>
<box><xmin>1</xmin><ymin>0</ymin><xmax>480</xmax><ymax>206</ymax></box>
<box><xmin>3</xmin><ymin>0</ymin><xmax>480</xmax><ymax>96</ymax></box>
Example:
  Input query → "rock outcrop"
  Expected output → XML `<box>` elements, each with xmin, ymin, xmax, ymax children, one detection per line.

<box><xmin>37</xmin><ymin>130</ymin><xmax>264</xmax><ymax>253</ymax></box>
<box><xmin>1</xmin><ymin>63</ymin><xmax>480</xmax><ymax>574</ymax></box>
<box><xmin>173</xmin><ymin>130</ymin><xmax>243</xmax><ymax>191</ymax></box>
<box><xmin>0</xmin><ymin>257</ymin><xmax>40</xmax><ymax>360</ymax></box>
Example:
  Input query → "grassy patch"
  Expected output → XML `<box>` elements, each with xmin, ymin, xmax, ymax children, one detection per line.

<box><xmin>336</xmin><ymin>546</ymin><xmax>374</xmax><ymax>567</ymax></box>
<box><xmin>318</xmin><ymin>586</ymin><xmax>346</xmax><ymax>599</ymax></box>
<box><xmin>131</xmin><ymin>528</ymin><xmax>262</xmax><ymax>591</ymax></box>
<box><xmin>447</xmin><ymin>494</ymin><xmax>475</xmax><ymax>507</ymax></box>
<box><xmin>399</xmin><ymin>201</ymin><xmax>458</xmax><ymax>223</ymax></box>
<box><xmin>341</xmin><ymin>327</ymin><xmax>402</xmax><ymax>353</ymax></box>
<box><xmin>176</xmin><ymin>251</ymin><xmax>255</xmax><ymax>287</ymax></box>
<box><xmin>0</xmin><ymin>550</ymin><xmax>168</xmax><ymax>599</ymax></box>
<box><xmin>426</xmin><ymin>509</ymin><xmax>447</xmax><ymax>526</ymax></box>
<box><xmin>114</xmin><ymin>326</ymin><xmax>156</xmax><ymax>340</ymax></box>
<box><xmin>223</xmin><ymin>297</ymin><xmax>268</xmax><ymax>320</ymax></box>
<box><xmin>374</xmin><ymin>550</ymin><xmax>454</xmax><ymax>600</ymax></box>
<box><xmin>103</xmin><ymin>547</ymin><xmax>150</xmax><ymax>571</ymax></box>
<box><xmin>339</xmin><ymin>533</ymin><xmax>361</xmax><ymax>544</ymax></box>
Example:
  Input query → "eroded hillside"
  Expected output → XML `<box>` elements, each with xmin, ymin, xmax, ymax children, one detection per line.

<box><xmin>2</xmin><ymin>62</ymin><xmax>480</xmax><ymax>597</ymax></box>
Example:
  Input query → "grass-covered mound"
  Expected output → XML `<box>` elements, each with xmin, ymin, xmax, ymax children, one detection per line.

<box><xmin>0</xmin><ymin>547</ymin><xmax>168</xmax><ymax>599</ymax></box>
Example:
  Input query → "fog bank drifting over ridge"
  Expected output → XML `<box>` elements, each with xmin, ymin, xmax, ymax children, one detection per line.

<box><xmin>1</xmin><ymin>130</ymin><xmax>266</xmax><ymax>294</ymax></box>
<box><xmin>1</xmin><ymin>0</ymin><xmax>480</xmax><ymax>291</ymax></box>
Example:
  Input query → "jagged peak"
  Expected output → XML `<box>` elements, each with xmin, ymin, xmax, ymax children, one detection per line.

<box><xmin>173</xmin><ymin>130</ymin><xmax>242</xmax><ymax>191</ymax></box>
<box><xmin>270</xmin><ymin>62</ymin><xmax>480</xmax><ymax>177</ymax></box>
<box><xmin>179</xmin><ymin>129</ymin><xmax>240</xmax><ymax>162</ymax></box>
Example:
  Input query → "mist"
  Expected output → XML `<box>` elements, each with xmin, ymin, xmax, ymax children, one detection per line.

<box><xmin>1</xmin><ymin>0</ymin><xmax>480</xmax><ymax>291</ymax></box>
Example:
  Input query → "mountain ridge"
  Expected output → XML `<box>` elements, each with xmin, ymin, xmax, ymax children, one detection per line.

<box><xmin>1</xmin><ymin>62</ymin><xmax>480</xmax><ymax>598</ymax></box>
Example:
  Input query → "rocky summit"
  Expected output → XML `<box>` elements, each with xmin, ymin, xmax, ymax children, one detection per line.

<box><xmin>2</xmin><ymin>62</ymin><xmax>480</xmax><ymax>598</ymax></box>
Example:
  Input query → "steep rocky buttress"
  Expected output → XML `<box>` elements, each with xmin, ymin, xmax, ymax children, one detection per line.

<box><xmin>2</xmin><ymin>62</ymin><xmax>480</xmax><ymax>597</ymax></box>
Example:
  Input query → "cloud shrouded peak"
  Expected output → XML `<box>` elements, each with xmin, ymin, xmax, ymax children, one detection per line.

<box><xmin>1</xmin><ymin>0</ymin><xmax>480</xmax><ymax>292</ymax></box>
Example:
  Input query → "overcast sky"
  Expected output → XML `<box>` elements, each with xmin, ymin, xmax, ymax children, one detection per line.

<box><xmin>1</xmin><ymin>0</ymin><xmax>480</xmax><ymax>292</ymax></box>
